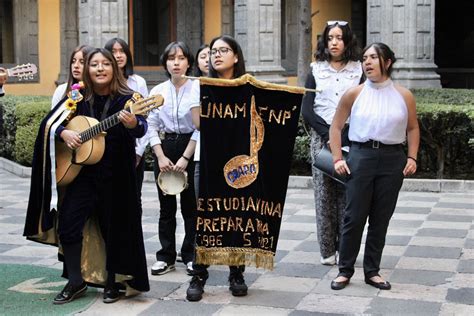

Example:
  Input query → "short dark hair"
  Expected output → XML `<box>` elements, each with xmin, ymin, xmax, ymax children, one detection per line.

<box><xmin>104</xmin><ymin>37</ymin><xmax>134</xmax><ymax>78</ymax></box>
<box><xmin>315</xmin><ymin>22</ymin><xmax>360</xmax><ymax>62</ymax></box>
<box><xmin>194</xmin><ymin>44</ymin><xmax>210</xmax><ymax>77</ymax></box>
<box><xmin>83</xmin><ymin>48</ymin><xmax>132</xmax><ymax>101</ymax></box>
<box><xmin>362</xmin><ymin>42</ymin><xmax>397</xmax><ymax>77</ymax></box>
<box><xmin>160</xmin><ymin>41</ymin><xmax>194</xmax><ymax>78</ymax></box>
<box><xmin>208</xmin><ymin>35</ymin><xmax>246</xmax><ymax>79</ymax></box>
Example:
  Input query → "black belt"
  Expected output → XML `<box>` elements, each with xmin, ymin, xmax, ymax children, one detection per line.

<box><xmin>162</xmin><ymin>132</ymin><xmax>193</xmax><ymax>141</ymax></box>
<box><xmin>352</xmin><ymin>140</ymin><xmax>402</xmax><ymax>149</ymax></box>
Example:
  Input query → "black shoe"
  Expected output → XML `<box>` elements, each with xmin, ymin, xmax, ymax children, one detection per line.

<box><xmin>103</xmin><ymin>286</ymin><xmax>121</xmax><ymax>303</ymax></box>
<box><xmin>331</xmin><ymin>275</ymin><xmax>350</xmax><ymax>290</ymax></box>
<box><xmin>53</xmin><ymin>281</ymin><xmax>87</xmax><ymax>304</ymax></box>
<box><xmin>186</xmin><ymin>275</ymin><xmax>206</xmax><ymax>302</ymax></box>
<box><xmin>365</xmin><ymin>276</ymin><xmax>391</xmax><ymax>290</ymax></box>
<box><xmin>229</xmin><ymin>273</ymin><xmax>248</xmax><ymax>296</ymax></box>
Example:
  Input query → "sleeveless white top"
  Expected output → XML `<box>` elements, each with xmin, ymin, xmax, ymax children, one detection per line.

<box><xmin>349</xmin><ymin>79</ymin><xmax>408</xmax><ymax>144</ymax></box>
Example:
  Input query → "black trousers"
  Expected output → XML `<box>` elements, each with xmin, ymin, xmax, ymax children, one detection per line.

<box><xmin>153</xmin><ymin>134</ymin><xmax>196</xmax><ymax>265</ymax></box>
<box><xmin>58</xmin><ymin>172</ymin><xmax>108</xmax><ymax>245</ymax></box>
<box><xmin>338</xmin><ymin>144</ymin><xmax>405</xmax><ymax>278</ymax></box>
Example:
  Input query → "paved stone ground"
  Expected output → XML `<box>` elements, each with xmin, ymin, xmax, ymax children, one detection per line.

<box><xmin>0</xmin><ymin>168</ymin><xmax>473</xmax><ymax>315</ymax></box>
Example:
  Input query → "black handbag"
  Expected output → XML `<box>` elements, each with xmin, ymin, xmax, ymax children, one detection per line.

<box><xmin>313</xmin><ymin>145</ymin><xmax>349</xmax><ymax>184</ymax></box>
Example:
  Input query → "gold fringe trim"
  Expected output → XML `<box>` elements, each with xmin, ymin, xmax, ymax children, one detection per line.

<box><xmin>195</xmin><ymin>246</ymin><xmax>275</xmax><ymax>270</ymax></box>
<box><xmin>197</xmin><ymin>74</ymin><xmax>306</xmax><ymax>95</ymax></box>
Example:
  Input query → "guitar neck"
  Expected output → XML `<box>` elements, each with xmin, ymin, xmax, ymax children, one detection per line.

<box><xmin>79</xmin><ymin>112</ymin><xmax>121</xmax><ymax>142</ymax></box>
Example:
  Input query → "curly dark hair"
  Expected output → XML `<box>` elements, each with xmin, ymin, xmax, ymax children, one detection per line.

<box><xmin>314</xmin><ymin>22</ymin><xmax>360</xmax><ymax>63</ymax></box>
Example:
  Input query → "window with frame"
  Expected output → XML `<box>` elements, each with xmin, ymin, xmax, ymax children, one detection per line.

<box><xmin>130</xmin><ymin>0</ymin><xmax>175</xmax><ymax>67</ymax></box>
<box><xmin>0</xmin><ymin>0</ymin><xmax>14</xmax><ymax>64</ymax></box>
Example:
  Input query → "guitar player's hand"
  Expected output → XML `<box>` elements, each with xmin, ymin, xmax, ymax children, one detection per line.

<box><xmin>118</xmin><ymin>110</ymin><xmax>137</xmax><ymax>129</ymax></box>
<box><xmin>60</xmin><ymin>129</ymin><xmax>81</xmax><ymax>149</ymax></box>
<box><xmin>0</xmin><ymin>67</ymin><xmax>7</xmax><ymax>86</ymax></box>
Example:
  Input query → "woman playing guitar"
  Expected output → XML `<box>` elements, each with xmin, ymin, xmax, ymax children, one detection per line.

<box><xmin>24</xmin><ymin>48</ymin><xmax>150</xmax><ymax>305</ymax></box>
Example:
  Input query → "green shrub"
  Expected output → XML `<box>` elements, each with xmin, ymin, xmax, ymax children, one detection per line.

<box><xmin>0</xmin><ymin>95</ymin><xmax>50</xmax><ymax>160</ymax></box>
<box><xmin>413</xmin><ymin>88</ymin><xmax>474</xmax><ymax>106</ymax></box>
<box><xmin>14</xmin><ymin>101</ymin><xmax>51</xmax><ymax>166</ymax></box>
<box><xmin>416</xmin><ymin>103</ymin><xmax>473</xmax><ymax>179</ymax></box>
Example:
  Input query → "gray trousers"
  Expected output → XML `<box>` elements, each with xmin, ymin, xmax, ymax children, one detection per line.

<box><xmin>338</xmin><ymin>143</ymin><xmax>406</xmax><ymax>278</ymax></box>
<box><xmin>310</xmin><ymin>131</ymin><xmax>346</xmax><ymax>258</ymax></box>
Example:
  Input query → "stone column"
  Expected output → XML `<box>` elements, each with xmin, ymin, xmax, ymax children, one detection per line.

<box><xmin>367</xmin><ymin>0</ymin><xmax>441</xmax><ymax>88</ymax></box>
<box><xmin>57</xmin><ymin>0</ymin><xmax>78</xmax><ymax>84</ymax></box>
<box><xmin>78</xmin><ymin>0</ymin><xmax>128</xmax><ymax>48</ymax></box>
<box><xmin>234</xmin><ymin>0</ymin><xmax>286</xmax><ymax>84</ymax></box>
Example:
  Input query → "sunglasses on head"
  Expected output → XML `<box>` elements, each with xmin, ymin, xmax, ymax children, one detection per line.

<box><xmin>327</xmin><ymin>20</ymin><xmax>348</xmax><ymax>26</ymax></box>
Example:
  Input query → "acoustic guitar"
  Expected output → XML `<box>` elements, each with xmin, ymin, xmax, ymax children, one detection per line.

<box><xmin>56</xmin><ymin>94</ymin><xmax>164</xmax><ymax>186</ymax></box>
<box><xmin>0</xmin><ymin>63</ymin><xmax>38</xmax><ymax>80</ymax></box>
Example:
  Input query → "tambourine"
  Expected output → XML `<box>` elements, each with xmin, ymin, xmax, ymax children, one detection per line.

<box><xmin>157</xmin><ymin>170</ymin><xmax>188</xmax><ymax>195</ymax></box>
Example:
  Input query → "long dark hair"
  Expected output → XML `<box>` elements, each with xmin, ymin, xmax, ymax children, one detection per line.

<box><xmin>194</xmin><ymin>44</ymin><xmax>210</xmax><ymax>77</ymax></box>
<box><xmin>362</xmin><ymin>42</ymin><xmax>397</xmax><ymax>77</ymax></box>
<box><xmin>160</xmin><ymin>41</ymin><xmax>194</xmax><ymax>78</ymax></box>
<box><xmin>63</xmin><ymin>45</ymin><xmax>94</xmax><ymax>99</ymax></box>
<box><xmin>208</xmin><ymin>35</ymin><xmax>246</xmax><ymax>79</ymax></box>
<box><xmin>314</xmin><ymin>22</ymin><xmax>360</xmax><ymax>63</ymax></box>
<box><xmin>83</xmin><ymin>48</ymin><xmax>132</xmax><ymax>101</ymax></box>
<box><xmin>104</xmin><ymin>37</ymin><xmax>134</xmax><ymax>78</ymax></box>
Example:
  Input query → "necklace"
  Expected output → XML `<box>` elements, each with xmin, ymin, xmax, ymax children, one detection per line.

<box><xmin>169</xmin><ymin>81</ymin><xmax>187</xmax><ymax>133</ymax></box>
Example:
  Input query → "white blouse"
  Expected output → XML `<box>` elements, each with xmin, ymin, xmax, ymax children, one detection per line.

<box><xmin>127</xmin><ymin>74</ymin><xmax>150</xmax><ymax>156</ymax></box>
<box><xmin>311</xmin><ymin>60</ymin><xmax>362</xmax><ymax>124</ymax></box>
<box><xmin>146</xmin><ymin>79</ymin><xmax>199</xmax><ymax>147</ymax></box>
<box><xmin>349</xmin><ymin>79</ymin><xmax>408</xmax><ymax>145</ymax></box>
<box><xmin>51</xmin><ymin>83</ymin><xmax>67</xmax><ymax>109</ymax></box>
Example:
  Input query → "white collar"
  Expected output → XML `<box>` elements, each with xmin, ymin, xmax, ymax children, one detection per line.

<box><xmin>366</xmin><ymin>78</ymin><xmax>393</xmax><ymax>89</ymax></box>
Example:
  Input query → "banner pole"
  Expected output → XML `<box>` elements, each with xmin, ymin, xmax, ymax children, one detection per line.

<box><xmin>182</xmin><ymin>75</ymin><xmax>321</xmax><ymax>93</ymax></box>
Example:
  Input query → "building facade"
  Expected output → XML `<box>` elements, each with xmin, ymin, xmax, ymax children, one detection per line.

<box><xmin>1</xmin><ymin>0</ymin><xmax>472</xmax><ymax>95</ymax></box>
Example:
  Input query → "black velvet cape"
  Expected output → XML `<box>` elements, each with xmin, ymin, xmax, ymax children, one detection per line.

<box><xmin>23</xmin><ymin>93</ymin><xmax>149</xmax><ymax>292</ymax></box>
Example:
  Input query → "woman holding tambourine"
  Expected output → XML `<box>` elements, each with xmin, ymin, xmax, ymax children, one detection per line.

<box><xmin>146</xmin><ymin>41</ymin><xmax>198</xmax><ymax>277</ymax></box>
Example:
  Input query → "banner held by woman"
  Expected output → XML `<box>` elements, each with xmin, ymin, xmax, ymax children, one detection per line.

<box><xmin>196</xmin><ymin>74</ymin><xmax>304</xmax><ymax>269</ymax></box>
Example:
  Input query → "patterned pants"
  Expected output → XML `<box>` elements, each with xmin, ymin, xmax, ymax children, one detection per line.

<box><xmin>310</xmin><ymin>131</ymin><xmax>346</xmax><ymax>258</ymax></box>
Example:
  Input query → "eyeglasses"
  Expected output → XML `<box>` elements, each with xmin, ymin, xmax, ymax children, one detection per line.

<box><xmin>210</xmin><ymin>47</ymin><xmax>233</xmax><ymax>56</ymax></box>
<box><xmin>327</xmin><ymin>20</ymin><xmax>348</xmax><ymax>26</ymax></box>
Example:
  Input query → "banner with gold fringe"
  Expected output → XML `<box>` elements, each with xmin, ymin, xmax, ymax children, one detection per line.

<box><xmin>196</xmin><ymin>74</ymin><xmax>304</xmax><ymax>270</ymax></box>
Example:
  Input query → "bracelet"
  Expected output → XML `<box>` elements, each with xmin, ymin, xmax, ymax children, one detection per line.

<box><xmin>407</xmin><ymin>156</ymin><xmax>417</xmax><ymax>163</ymax></box>
<box><xmin>182</xmin><ymin>155</ymin><xmax>190</xmax><ymax>161</ymax></box>
<box><xmin>333</xmin><ymin>158</ymin><xmax>343</xmax><ymax>165</ymax></box>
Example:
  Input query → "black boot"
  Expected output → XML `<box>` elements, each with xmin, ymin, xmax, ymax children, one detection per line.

<box><xmin>53</xmin><ymin>281</ymin><xmax>87</xmax><ymax>304</ymax></box>
<box><xmin>186</xmin><ymin>275</ymin><xmax>206</xmax><ymax>301</ymax></box>
<box><xmin>54</xmin><ymin>242</ymin><xmax>86</xmax><ymax>304</ymax></box>
<box><xmin>229</xmin><ymin>266</ymin><xmax>248</xmax><ymax>297</ymax></box>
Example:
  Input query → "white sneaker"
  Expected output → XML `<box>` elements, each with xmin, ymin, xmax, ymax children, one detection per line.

<box><xmin>151</xmin><ymin>261</ymin><xmax>175</xmax><ymax>275</ymax></box>
<box><xmin>320</xmin><ymin>255</ymin><xmax>336</xmax><ymax>266</ymax></box>
<box><xmin>186</xmin><ymin>262</ymin><xmax>193</xmax><ymax>276</ymax></box>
